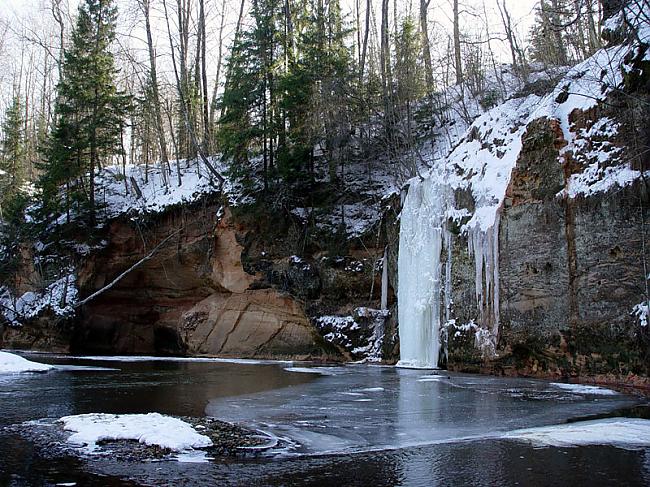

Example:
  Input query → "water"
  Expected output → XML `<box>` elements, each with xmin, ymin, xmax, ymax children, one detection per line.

<box><xmin>1</xmin><ymin>353</ymin><xmax>649</xmax><ymax>486</ymax></box>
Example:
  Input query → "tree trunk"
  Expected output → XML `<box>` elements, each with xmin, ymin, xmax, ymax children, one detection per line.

<box><xmin>419</xmin><ymin>0</ymin><xmax>434</xmax><ymax>92</ymax></box>
<box><xmin>219</xmin><ymin>0</ymin><xmax>247</xmax><ymax>121</ymax></box>
<box><xmin>199</xmin><ymin>0</ymin><xmax>210</xmax><ymax>151</ymax></box>
<box><xmin>380</xmin><ymin>0</ymin><xmax>392</xmax><ymax>118</ymax></box>
<box><xmin>141</xmin><ymin>0</ymin><xmax>171</xmax><ymax>187</ymax></box>
<box><xmin>209</xmin><ymin>0</ymin><xmax>228</xmax><ymax>137</ymax></box>
<box><xmin>359</xmin><ymin>0</ymin><xmax>371</xmax><ymax>82</ymax></box>
<box><xmin>453</xmin><ymin>0</ymin><xmax>463</xmax><ymax>85</ymax></box>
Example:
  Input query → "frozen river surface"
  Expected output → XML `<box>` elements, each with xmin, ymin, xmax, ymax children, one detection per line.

<box><xmin>1</xmin><ymin>353</ymin><xmax>649</xmax><ymax>486</ymax></box>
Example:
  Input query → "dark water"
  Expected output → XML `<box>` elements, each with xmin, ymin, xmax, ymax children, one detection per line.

<box><xmin>1</xmin><ymin>353</ymin><xmax>649</xmax><ymax>486</ymax></box>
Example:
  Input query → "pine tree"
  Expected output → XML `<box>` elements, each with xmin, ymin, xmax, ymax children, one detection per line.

<box><xmin>40</xmin><ymin>0</ymin><xmax>129</xmax><ymax>225</ymax></box>
<box><xmin>0</xmin><ymin>95</ymin><xmax>26</xmax><ymax>219</ymax></box>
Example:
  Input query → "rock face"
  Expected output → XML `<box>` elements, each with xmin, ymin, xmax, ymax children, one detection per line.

<box><xmin>440</xmin><ymin>84</ymin><xmax>650</xmax><ymax>383</ymax></box>
<box><xmin>392</xmin><ymin>13</ymin><xmax>650</xmax><ymax>385</ymax></box>
<box><xmin>445</xmin><ymin>115</ymin><xmax>649</xmax><ymax>382</ymax></box>
<box><xmin>17</xmin><ymin>204</ymin><xmax>338</xmax><ymax>359</ymax></box>
<box><xmin>182</xmin><ymin>290</ymin><xmax>324</xmax><ymax>358</ymax></box>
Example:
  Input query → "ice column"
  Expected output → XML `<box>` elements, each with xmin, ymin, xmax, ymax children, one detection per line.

<box><xmin>397</xmin><ymin>177</ymin><xmax>451</xmax><ymax>369</ymax></box>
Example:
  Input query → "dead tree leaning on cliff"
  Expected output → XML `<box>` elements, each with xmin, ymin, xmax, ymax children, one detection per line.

<box><xmin>75</xmin><ymin>228</ymin><xmax>183</xmax><ymax>308</ymax></box>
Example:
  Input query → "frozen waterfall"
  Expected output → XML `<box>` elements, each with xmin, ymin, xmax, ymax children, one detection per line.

<box><xmin>396</xmin><ymin>177</ymin><xmax>452</xmax><ymax>369</ymax></box>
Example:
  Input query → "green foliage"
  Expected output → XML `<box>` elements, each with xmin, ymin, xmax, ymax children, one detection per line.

<box><xmin>218</xmin><ymin>0</ymin><xmax>355</xmax><ymax>189</ymax></box>
<box><xmin>39</xmin><ymin>0</ymin><xmax>129</xmax><ymax>223</ymax></box>
<box><xmin>394</xmin><ymin>17</ymin><xmax>425</xmax><ymax>114</ymax></box>
<box><xmin>0</xmin><ymin>95</ymin><xmax>26</xmax><ymax>216</ymax></box>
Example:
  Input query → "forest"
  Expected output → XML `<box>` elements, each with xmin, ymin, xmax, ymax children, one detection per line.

<box><xmin>0</xmin><ymin>0</ymin><xmax>620</xmax><ymax>229</ymax></box>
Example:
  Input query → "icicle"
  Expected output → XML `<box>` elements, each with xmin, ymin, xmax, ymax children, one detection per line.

<box><xmin>444</xmin><ymin>229</ymin><xmax>453</xmax><ymax>323</ymax></box>
<box><xmin>381</xmin><ymin>248</ymin><xmax>389</xmax><ymax>311</ymax></box>
<box><xmin>492</xmin><ymin>212</ymin><xmax>500</xmax><ymax>335</ymax></box>
<box><xmin>465</xmin><ymin>210</ymin><xmax>501</xmax><ymax>355</ymax></box>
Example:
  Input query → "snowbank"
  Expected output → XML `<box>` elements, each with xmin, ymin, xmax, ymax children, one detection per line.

<box><xmin>550</xmin><ymin>383</ymin><xmax>619</xmax><ymax>396</ymax></box>
<box><xmin>0</xmin><ymin>351</ymin><xmax>53</xmax><ymax>373</ymax></box>
<box><xmin>60</xmin><ymin>413</ymin><xmax>213</xmax><ymax>452</ymax></box>
<box><xmin>503</xmin><ymin>418</ymin><xmax>650</xmax><ymax>449</ymax></box>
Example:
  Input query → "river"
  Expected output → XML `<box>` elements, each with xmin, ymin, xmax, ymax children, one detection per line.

<box><xmin>1</xmin><ymin>352</ymin><xmax>649</xmax><ymax>486</ymax></box>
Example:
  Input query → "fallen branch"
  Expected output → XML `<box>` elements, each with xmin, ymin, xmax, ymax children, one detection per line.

<box><xmin>75</xmin><ymin>227</ymin><xmax>183</xmax><ymax>308</ymax></box>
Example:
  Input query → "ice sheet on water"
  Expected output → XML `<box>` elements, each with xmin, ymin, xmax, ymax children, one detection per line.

<box><xmin>549</xmin><ymin>383</ymin><xmax>619</xmax><ymax>396</ymax></box>
<box><xmin>284</xmin><ymin>367</ymin><xmax>339</xmax><ymax>376</ymax></box>
<box><xmin>51</xmin><ymin>355</ymin><xmax>292</xmax><ymax>365</ymax></box>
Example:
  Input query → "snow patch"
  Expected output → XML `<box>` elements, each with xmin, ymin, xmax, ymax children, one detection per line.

<box><xmin>59</xmin><ymin>413</ymin><xmax>213</xmax><ymax>453</ymax></box>
<box><xmin>633</xmin><ymin>301</ymin><xmax>649</xmax><ymax>327</ymax></box>
<box><xmin>1</xmin><ymin>273</ymin><xmax>78</xmax><ymax>326</ymax></box>
<box><xmin>315</xmin><ymin>308</ymin><xmax>387</xmax><ymax>362</ymax></box>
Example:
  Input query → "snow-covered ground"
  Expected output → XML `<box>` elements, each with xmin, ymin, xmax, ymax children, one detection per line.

<box><xmin>0</xmin><ymin>351</ymin><xmax>53</xmax><ymax>373</ymax></box>
<box><xmin>503</xmin><ymin>418</ymin><xmax>650</xmax><ymax>449</ymax></box>
<box><xmin>92</xmin><ymin>159</ymin><xmax>235</xmax><ymax>220</ymax></box>
<box><xmin>60</xmin><ymin>413</ymin><xmax>213</xmax><ymax>453</ymax></box>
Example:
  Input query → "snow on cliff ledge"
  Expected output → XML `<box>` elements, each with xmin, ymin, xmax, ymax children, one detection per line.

<box><xmin>1</xmin><ymin>273</ymin><xmax>78</xmax><ymax>326</ymax></box>
<box><xmin>422</xmin><ymin>2</ymin><xmax>650</xmax><ymax>231</ymax></box>
<box><xmin>93</xmin><ymin>158</ymin><xmax>247</xmax><ymax>220</ymax></box>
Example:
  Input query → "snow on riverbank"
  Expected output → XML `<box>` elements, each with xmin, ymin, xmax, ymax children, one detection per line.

<box><xmin>0</xmin><ymin>351</ymin><xmax>53</xmax><ymax>373</ymax></box>
<box><xmin>503</xmin><ymin>418</ymin><xmax>650</xmax><ymax>449</ymax></box>
<box><xmin>60</xmin><ymin>413</ymin><xmax>213</xmax><ymax>453</ymax></box>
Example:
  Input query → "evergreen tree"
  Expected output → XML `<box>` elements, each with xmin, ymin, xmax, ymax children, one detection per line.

<box><xmin>0</xmin><ymin>95</ymin><xmax>26</xmax><ymax>218</ymax></box>
<box><xmin>218</xmin><ymin>0</ymin><xmax>355</xmax><ymax>188</ymax></box>
<box><xmin>40</xmin><ymin>0</ymin><xmax>129</xmax><ymax>225</ymax></box>
<box><xmin>394</xmin><ymin>17</ymin><xmax>425</xmax><ymax>137</ymax></box>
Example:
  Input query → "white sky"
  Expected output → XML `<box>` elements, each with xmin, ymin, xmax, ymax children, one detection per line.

<box><xmin>0</xmin><ymin>0</ymin><xmax>539</xmax><ymax>110</ymax></box>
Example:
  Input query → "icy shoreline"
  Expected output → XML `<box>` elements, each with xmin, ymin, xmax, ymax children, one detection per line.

<box><xmin>0</xmin><ymin>351</ymin><xmax>53</xmax><ymax>373</ymax></box>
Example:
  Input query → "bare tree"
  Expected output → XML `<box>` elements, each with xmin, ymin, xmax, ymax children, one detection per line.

<box><xmin>138</xmin><ymin>0</ymin><xmax>171</xmax><ymax>186</ymax></box>
<box><xmin>419</xmin><ymin>0</ymin><xmax>434</xmax><ymax>92</ymax></box>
